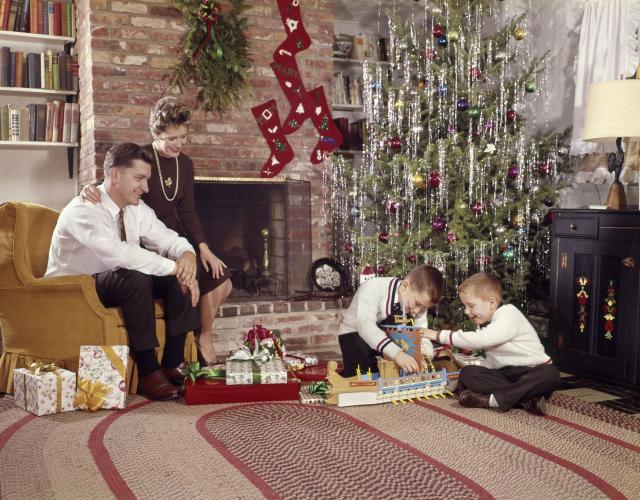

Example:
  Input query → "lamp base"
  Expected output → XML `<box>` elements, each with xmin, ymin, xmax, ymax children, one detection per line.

<box><xmin>605</xmin><ymin>181</ymin><xmax>627</xmax><ymax>210</ymax></box>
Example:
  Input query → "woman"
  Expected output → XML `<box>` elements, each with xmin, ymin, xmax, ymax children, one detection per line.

<box><xmin>82</xmin><ymin>97</ymin><xmax>231</xmax><ymax>365</ymax></box>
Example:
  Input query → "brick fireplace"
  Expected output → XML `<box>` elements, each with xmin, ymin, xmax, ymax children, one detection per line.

<box><xmin>74</xmin><ymin>0</ymin><xmax>345</xmax><ymax>355</ymax></box>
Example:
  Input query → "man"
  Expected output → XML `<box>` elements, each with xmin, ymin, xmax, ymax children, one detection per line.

<box><xmin>46</xmin><ymin>142</ymin><xmax>200</xmax><ymax>401</ymax></box>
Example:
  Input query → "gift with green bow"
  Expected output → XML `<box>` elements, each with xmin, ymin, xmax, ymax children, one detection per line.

<box><xmin>226</xmin><ymin>337</ymin><xmax>288</xmax><ymax>385</ymax></box>
<box><xmin>13</xmin><ymin>362</ymin><xmax>77</xmax><ymax>416</ymax></box>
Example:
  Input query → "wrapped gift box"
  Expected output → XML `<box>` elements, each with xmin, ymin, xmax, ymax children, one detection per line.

<box><xmin>185</xmin><ymin>379</ymin><xmax>300</xmax><ymax>405</ymax></box>
<box><xmin>13</xmin><ymin>367</ymin><xmax>76</xmax><ymax>416</ymax></box>
<box><xmin>287</xmin><ymin>352</ymin><xmax>319</xmax><ymax>367</ymax></box>
<box><xmin>299</xmin><ymin>385</ymin><xmax>327</xmax><ymax>404</ymax></box>
<box><xmin>78</xmin><ymin>345</ymin><xmax>129</xmax><ymax>409</ymax></box>
<box><xmin>226</xmin><ymin>358</ymin><xmax>287</xmax><ymax>385</ymax></box>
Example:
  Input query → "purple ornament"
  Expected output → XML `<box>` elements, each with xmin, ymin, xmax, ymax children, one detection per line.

<box><xmin>386</xmin><ymin>200</ymin><xmax>400</xmax><ymax>214</ymax></box>
<box><xmin>447</xmin><ymin>231</ymin><xmax>458</xmax><ymax>243</ymax></box>
<box><xmin>376</xmin><ymin>265</ymin><xmax>386</xmax><ymax>276</ymax></box>
<box><xmin>428</xmin><ymin>170</ymin><xmax>441</xmax><ymax>188</ymax></box>
<box><xmin>431</xmin><ymin>216</ymin><xmax>446</xmax><ymax>232</ymax></box>
<box><xmin>378</xmin><ymin>232</ymin><xmax>389</xmax><ymax>243</ymax></box>
<box><xmin>407</xmin><ymin>254</ymin><xmax>417</xmax><ymax>264</ymax></box>
<box><xmin>538</xmin><ymin>163</ymin><xmax>550</xmax><ymax>175</ymax></box>
<box><xmin>507</xmin><ymin>164</ymin><xmax>520</xmax><ymax>179</ymax></box>
<box><xmin>471</xmin><ymin>201</ymin><xmax>485</xmax><ymax>215</ymax></box>
<box><xmin>483</xmin><ymin>121</ymin><xmax>494</xmax><ymax>130</ymax></box>
<box><xmin>457</xmin><ymin>98</ymin><xmax>469</xmax><ymax>111</ymax></box>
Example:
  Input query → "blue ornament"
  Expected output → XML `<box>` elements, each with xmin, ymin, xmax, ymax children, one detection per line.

<box><xmin>457</xmin><ymin>98</ymin><xmax>469</xmax><ymax>111</ymax></box>
<box><xmin>437</xmin><ymin>35</ymin><xmax>448</xmax><ymax>47</ymax></box>
<box><xmin>370</xmin><ymin>81</ymin><xmax>382</xmax><ymax>90</ymax></box>
<box><xmin>436</xmin><ymin>85</ymin><xmax>448</xmax><ymax>95</ymax></box>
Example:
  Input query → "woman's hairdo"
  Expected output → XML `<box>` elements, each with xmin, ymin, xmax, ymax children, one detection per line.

<box><xmin>149</xmin><ymin>97</ymin><xmax>191</xmax><ymax>138</ymax></box>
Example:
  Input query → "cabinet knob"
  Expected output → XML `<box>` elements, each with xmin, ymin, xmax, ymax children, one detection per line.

<box><xmin>569</xmin><ymin>223</ymin><xmax>577</xmax><ymax>231</ymax></box>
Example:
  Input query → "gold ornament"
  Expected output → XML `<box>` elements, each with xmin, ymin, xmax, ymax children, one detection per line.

<box><xmin>412</xmin><ymin>173</ymin><xmax>426</xmax><ymax>190</ymax></box>
<box><xmin>513</xmin><ymin>27</ymin><xmax>527</xmax><ymax>41</ymax></box>
<box><xmin>512</xmin><ymin>214</ymin><xmax>525</xmax><ymax>226</ymax></box>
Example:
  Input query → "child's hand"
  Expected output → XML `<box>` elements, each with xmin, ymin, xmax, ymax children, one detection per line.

<box><xmin>422</xmin><ymin>328</ymin><xmax>439</xmax><ymax>342</ymax></box>
<box><xmin>393</xmin><ymin>351</ymin><xmax>419</xmax><ymax>374</ymax></box>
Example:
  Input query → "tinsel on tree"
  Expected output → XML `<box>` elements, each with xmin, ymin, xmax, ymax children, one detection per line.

<box><xmin>329</xmin><ymin>0</ymin><xmax>570</xmax><ymax>326</ymax></box>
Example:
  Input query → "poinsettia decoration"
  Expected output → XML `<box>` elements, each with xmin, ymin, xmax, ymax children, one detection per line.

<box><xmin>168</xmin><ymin>0</ymin><xmax>252</xmax><ymax>114</ymax></box>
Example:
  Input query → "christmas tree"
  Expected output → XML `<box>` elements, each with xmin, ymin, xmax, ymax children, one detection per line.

<box><xmin>330</xmin><ymin>0</ymin><xmax>570</xmax><ymax>326</ymax></box>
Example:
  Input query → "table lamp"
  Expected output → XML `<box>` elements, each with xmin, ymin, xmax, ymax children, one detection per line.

<box><xmin>582</xmin><ymin>79</ymin><xmax>640</xmax><ymax>210</ymax></box>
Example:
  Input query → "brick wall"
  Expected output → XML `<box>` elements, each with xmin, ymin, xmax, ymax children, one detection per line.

<box><xmin>75</xmin><ymin>0</ymin><xmax>344</xmax><ymax>354</ymax></box>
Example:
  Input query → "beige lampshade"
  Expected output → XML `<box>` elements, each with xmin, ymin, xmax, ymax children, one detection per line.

<box><xmin>582</xmin><ymin>80</ymin><xmax>640</xmax><ymax>143</ymax></box>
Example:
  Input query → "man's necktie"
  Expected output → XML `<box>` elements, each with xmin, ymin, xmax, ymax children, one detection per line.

<box><xmin>118</xmin><ymin>209</ymin><xmax>127</xmax><ymax>242</ymax></box>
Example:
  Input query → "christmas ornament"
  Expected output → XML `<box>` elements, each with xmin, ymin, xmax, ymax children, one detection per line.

<box><xmin>412</xmin><ymin>173</ymin><xmax>426</xmax><ymax>190</ymax></box>
<box><xmin>344</xmin><ymin>242</ymin><xmax>353</xmax><ymax>253</ymax></box>
<box><xmin>447</xmin><ymin>232</ymin><xmax>458</xmax><ymax>243</ymax></box>
<box><xmin>507</xmin><ymin>164</ymin><xmax>520</xmax><ymax>179</ymax></box>
<box><xmin>378</xmin><ymin>232</ymin><xmax>389</xmax><ymax>243</ymax></box>
<box><xmin>513</xmin><ymin>27</ymin><xmax>527</xmax><ymax>41</ymax></box>
<box><xmin>407</xmin><ymin>254</ymin><xmax>417</xmax><ymax>264</ymax></box>
<box><xmin>388</xmin><ymin>137</ymin><xmax>402</xmax><ymax>149</ymax></box>
<box><xmin>168</xmin><ymin>0</ymin><xmax>251</xmax><ymax>113</ymax></box>
<box><xmin>524</xmin><ymin>81</ymin><xmax>537</xmax><ymax>93</ymax></box>
<box><xmin>502</xmin><ymin>247</ymin><xmax>515</xmax><ymax>258</ymax></box>
<box><xmin>457</xmin><ymin>98</ymin><xmax>469</xmax><ymax>111</ymax></box>
<box><xmin>431</xmin><ymin>216</ymin><xmax>446</xmax><ymax>232</ymax></box>
<box><xmin>543</xmin><ymin>197</ymin><xmax>554</xmax><ymax>207</ymax></box>
<box><xmin>376</xmin><ymin>265</ymin><xmax>386</xmax><ymax>275</ymax></box>
<box><xmin>469</xmin><ymin>67</ymin><xmax>482</xmax><ymax>80</ymax></box>
<box><xmin>448</xmin><ymin>30</ymin><xmax>459</xmax><ymax>42</ymax></box>
<box><xmin>437</xmin><ymin>36</ymin><xmax>448</xmax><ymax>48</ymax></box>
<box><xmin>350</xmin><ymin>207</ymin><xmax>360</xmax><ymax>217</ymax></box>
<box><xmin>468</xmin><ymin>106</ymin><xmax>481</xmax><ymax>118</ymax></box>
<box><xmin>471</xmin><ymin>201</ymin><xmax>485</xmax><ymax>215</ymax></box>
<box><xmin>538</xmin><ymin>163</ymin><xmax>550</xmax><ymax>175</ymax></box>
<box><xmin>428</xmin><ymin>170</ymin><xmax>441</xmax><ymax>188</ymax></box>
<box><xmin>484</xmin><ymin>143</ymin><xmax>496</xmax><ymax>154</ymax></box>
<box><xmin>386</xmin><ymin>200</ymin><xmax>400</xmax><ymax>214</ymax></box>
<box><xmin>506</xmin><ymin>109</ymin><xmax>517</xmax><ymax>122</ymax></box>
<box><xmin>436</xmin><ymin>85</ymin><xmax>448</xmax><ymax>95</ymax></box>
<box><xmin>512</xmin><ymin>214</ymin><xmax>525</xmax><ymax>226</ymax></box>
<box><xmin>433</xmin><ymin>24</ymin><xmax>445</xmax><ymax>38</ymax></box>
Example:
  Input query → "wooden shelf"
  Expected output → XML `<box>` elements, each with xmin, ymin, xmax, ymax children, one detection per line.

<box><xmin>0</xmin><ymin>30</ymin><xmax>74</xmax><ymax>44</ymax></box>
<box><xmin>332</xmin><ymin>103</ymin><xmax>364</xmax><ymax>111</ymax></box>
<box><xmin>0</xmin><ymin>86</ymin><xmax>77</xmax><ymax>96</ymax></box>
<box><xmin>0</xmin><ymin>141</ymin><xmax>78</xmax><ymax>148</ymax></box>
<box><xmin>331</xmin><ymin>57</ymin><xmax>391</xmax><ymax>66</ymax></box>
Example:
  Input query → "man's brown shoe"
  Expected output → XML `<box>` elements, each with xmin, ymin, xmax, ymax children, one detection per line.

<box><xmin>138</xmin><ymin>370</ymin><xmax>180</xmax><ymax>401</ymax></box>
<box><xmin>520</xmin><ymin>396</ymin><xmax>547</xmax><ymax>416</ymax></box>
<box><xmin>458</xmin><ymin>389</ymin><xmax>491</xmax><ymax>409</ymax></box>
<box><xmin>162</xmin><ymin>362</ymin><xmax>187</xmax><ymax>387</ymax></box>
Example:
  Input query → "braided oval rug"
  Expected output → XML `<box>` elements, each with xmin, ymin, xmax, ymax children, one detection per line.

<box><xmin>1</xmin><ymin>393</ymin><xmax>639</xmax><ymax>499</ymax></box>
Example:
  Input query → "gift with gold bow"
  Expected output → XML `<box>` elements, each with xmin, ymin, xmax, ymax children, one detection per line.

<box><xmin>74</xmin><ymin>379</ymin><xmax>111</xmax><ymax>412</ymax></box>
<box><xmin>78</xmin><ymin>346</ymin><xmax>129</xmax><ymax>409</ymax></box>
<box><xmin>13</xmin><ymin>362</ymin><xmax>77</xmax><ymax>416</ymax></box>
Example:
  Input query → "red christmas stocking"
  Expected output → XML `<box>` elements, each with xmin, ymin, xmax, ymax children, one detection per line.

<box><xmin>251</xmin><ymin>100</ymin><xmax>294</xmax><ymax>178</ymax></box>
<box><xmin>273</xmin><ymin>0</ymin><xmax>312</xmax><ymax>64</ymax></box>
<box><xmin>307</xmin><ymin>86</ymin><xmax>343</xmax><ymax>164</ymax></box>
<box><xmin>270</xmin><ymin>60</ymin><xmax>312</xmax><ymax>134</ymax></box>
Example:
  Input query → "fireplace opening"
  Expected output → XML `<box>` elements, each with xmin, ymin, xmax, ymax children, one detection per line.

<box><xmin>194</xmin><ymin>177</ymin><xmax>312</xmax><ymax>300</ymax></box>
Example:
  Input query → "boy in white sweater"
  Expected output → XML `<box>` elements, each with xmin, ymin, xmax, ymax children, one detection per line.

<box><xmin>423</xmin><ymin>272</ymin><xmax>560</xmax><ymax>416</ymax></box>
<box><xmin>338</xmin><ymin>265</ymin><xmax>443</xmax><ymax>377</ymax></box>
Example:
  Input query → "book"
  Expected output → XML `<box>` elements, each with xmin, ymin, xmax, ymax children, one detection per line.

<box><xmin>14</xmin><ymin>50</ymin><xmax>23</xmax><ymax>87</ymax></box>
<box><xmin>9</xmin><ymin>106</ymin><xmax>20</xmax><ymax>141</ymax></box>
<box><xmin>7</xmin><ymin>0</ymin><xmax>18</xmax><ymax>31</ymax></box>
<box><xmin>13</xmin><ymin>0</ymin><xmax>24</xmax><ymax>31</ymax></box>
<box><xmin>35</xmin><ymin>102</ymin><xmax>46</xmax><ymax>141</ymax></box>
<box><xmin>9</xmin><ymin>50</ymin><xmax>16</xmax><ymax>87</ymax></box>
<box><xmin>18</xmin><ymin>0</ymin><xmax>29</xmax><ymax>32</ymax></box>
<box><xmin>19</xmin><ymin>106</ymin><xmax>28</xmax><ymax>140</ymax></box>
<box><xmin>69</xmin><ymin>101</ymin><xmax>78</xmax><ymax>143</ymax></box>
<box><xmin>0</xmin><ymin>46</ymin><xmax>9</xmax><ymax>86</ymax></box>
<box><xmin>41</xmin><ymin>0</ymin><xmax>47</xmax><ymax>34</ymax></box>
<box><xmin>47</xmin><ymin>0</ymin><xmax>53</xmax><ymax>35</ymax></box>
<box><xmin>27</xmin><ymin>102</ymin><xmax>36</xmax><ymax>140</ymax></box>
<box><xmin>39</xmin><ymin>50</ymin><xmax>44</xmax><ymax>88</ymax></box>
<box><xmin>51</xmin><ymin>99</ymin><xmax>61</xmax><ymax>141</ymax></box>
<box><xmin>61</xmin><ymin>100</ymin><xmax>70</xmax><ymax>143</ymax></box>
<box><xmin>0</xmin><ymin>0</ymin><xmax>9</xmax><ymax>31</ymax></box>
<box><xmin>0</xmin><ymin>104</ymin><xmax>9</xmax><ymax>141</ymax></box>
<box><xmin>52</xmin><ymin>0</ymin><xmax>60</xmax><ymax>35</ymax></box>
<box><xmin>26</xmin><ymin>52</ymin><xmax>37</xmax><ymax>88</ymax></box>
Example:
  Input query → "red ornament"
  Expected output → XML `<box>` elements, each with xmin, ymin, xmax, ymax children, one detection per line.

<box><xmin>388</xmin><ymin>137</ymin><xmax>402</xmax><ymax>149</ymax></box>
<box><xmin>344</xmin><ymin>242</ymin><xmax>353</xmax><ymax>253</ymax></box>
<box><xmin>447</xmin><ymin>231</ymin><xmax>458</xmax><ymax>243</ymax></box>
<box><xmin>428</xmin><ymin>170</ymin><xmax>441</xmax><ymax>188</ymax></box>
<box><xmin>506</xmin><ymin>110</ymin><xmax>517</xmax><ymax>122</ymax></box>
<box><xmin>469</xmin><ymin>67</ymin><xmax>482</xmax><ymax>80</ymax></box>
<box><xmin>386</xmin><ymin>200</ymin><xmax>400</xmax><ymax>214</ymax></box>
<box><xmin>407</xmin><ymin>254</ymin><xmax>417</xmax><ymax>264</ymax></box>
<box><xmin>471</xmin><ymin>201</ymin><xmax>485</xmax><ymax>215</ymax></box>
<box><xmin>538</xmin><ymin>163</ymin><xmax>550</xmax><ymax>175</ymax></box>
<box><xmin>378</xmin><ymin>232</ymin><xmax>389</xmax><ymax>243</ymax></box>
<box><xmin>431</xmin><ymin>216</ymin><xmax>446</xmax><ymax>232</ymax></box>
<box><xmin>433</xmin><ymin>24</ymin><xmax>446</xmax><ymax>38</ymax></box>
<box><xmin>376</xmin><ymin>265</ymin><xmax>386</xmax><ymax>276</ymax></box>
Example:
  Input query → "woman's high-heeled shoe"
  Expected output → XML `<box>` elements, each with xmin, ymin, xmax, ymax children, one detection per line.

<box><xmin>195</xmin><ymin>330</ymin><xmax>217</xmax><ymax>366</ymax></box>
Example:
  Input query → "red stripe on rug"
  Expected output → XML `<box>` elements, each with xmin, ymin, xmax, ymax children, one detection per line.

<box><xmin>417</xmin><ymin>401</ymin><xmax>626</xmax><ymax>500</ymax></box>
<box><xmin>0</xmin><ymin>414</ymin><xmax>36</xmax><ymax>500</ymax></box>
<box><xmin>545</xmin><ymin>414</ymin><xmax>640</xmax><ymax>453</ymax></box>
<box><xmin>89</xmin><ymin>400</ymin><xmax>153</xmax><ymax>500</ymax></box>
<box><xmin>197</xmin><ymin>403</ymin><xmax>493</xmax><ymax>500</ymax></box>
<box><xmin>196</xmin><ymin>405</ymin><xmax>283</xmax><ymax>500</ymax></box>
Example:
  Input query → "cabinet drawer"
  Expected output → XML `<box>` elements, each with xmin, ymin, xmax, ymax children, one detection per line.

<box><xmin>554</xmin><ymin>217</ymin><xmax>598</xmax><ymax>238</ymax></box>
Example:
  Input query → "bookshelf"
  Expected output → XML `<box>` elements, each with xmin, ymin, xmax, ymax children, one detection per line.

<box><xmin>0</xmin><ymin>17</ymin><xmax>79</xmax><ymax>178</ymax></box>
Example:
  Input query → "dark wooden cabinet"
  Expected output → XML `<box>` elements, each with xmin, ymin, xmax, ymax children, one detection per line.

<box><xmin>549</xmin><ymin>209</ymin><xmax>640</xmax><ymax>387</ymax></box>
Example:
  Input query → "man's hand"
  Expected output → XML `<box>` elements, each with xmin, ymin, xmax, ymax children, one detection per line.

<box><xmin>393</xmin><ymin>351</ymin><xmax>419</xmax><ymax>374</ymax></box>
<box><xmin>180</xmin><ymin>278</ymin><xmax>200</xmax><ymax>307</ymax></box>
<box><xmin>175</xmin><ymin>251</ymin><xmax>197</xmax><ymax>286</ymax></box>
<box><xmin>80</xmin><ymin>184</ymin><xmax>101</xmax><ymax>204</ymax></box>
<box><xmin>422</xmin><ymin>328</ymin><xmax>439</xmax><ymax>342</ymax></box>
<box><xmin>199</xmin><ymin>243</ymin><xmax>227</xmax><ymax>279</ymax></box>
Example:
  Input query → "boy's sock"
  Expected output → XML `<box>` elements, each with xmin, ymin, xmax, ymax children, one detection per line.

<box><xmin>489</xmin><ymin>394</ymin><xmax>500</xmax><ymax>408</ymax></box>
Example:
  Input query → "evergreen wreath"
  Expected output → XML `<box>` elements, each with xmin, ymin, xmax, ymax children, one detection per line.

<box><xmin>168</xmin><ymin>0</ymin><xmax>252</xmax><ymax>114</ymax></box>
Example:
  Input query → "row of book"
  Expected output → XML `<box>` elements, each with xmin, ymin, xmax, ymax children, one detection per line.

<box><xmin>0</xmin><ymin>46</ymin><xmax>78</xmax><ymax>90</ymax></box>
<box><xmin>334</xmin><ymin>117</ymin><xmax>365</xmax><ymax>151</ymax></box>
<box><xmin>0</xmin><ymin>100</ymin><xmax>78</xmax><ymax>143</ymax></box>
<box><xmin>332</xmin><ymin>72</ymin><xmax>363</xmax><ymax>106</ymax></box>
<box><xmin>0</xmin><ymin>0</ymin><xmax>75</xmax><ymax>37</ymax></box>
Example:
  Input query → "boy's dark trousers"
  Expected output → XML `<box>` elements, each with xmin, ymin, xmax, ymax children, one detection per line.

<box><xmin>339</xmin><ymin>332</ymin><xmax>381</xmax><ymax>377</ymax></box>
<box><xmin>458</xmin><ymin>364</ymin><xmax>561</xmax><ymax>411</ymax></box>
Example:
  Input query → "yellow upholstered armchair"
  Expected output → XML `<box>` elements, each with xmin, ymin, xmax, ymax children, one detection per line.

<box><xmin>0</xmin><ymin>201</ymin><xmax>196</xmax><ymax>394</ymax></box>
